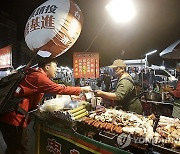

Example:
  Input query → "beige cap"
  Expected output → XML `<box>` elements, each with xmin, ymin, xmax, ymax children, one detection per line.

<box><xmin>108</xmin><ymin>59</ymin><xmax>126</xmax><ymax>68</ymax></box>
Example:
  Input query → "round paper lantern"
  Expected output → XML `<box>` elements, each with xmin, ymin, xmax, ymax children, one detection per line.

<box><xmin>24</xmin><ymin>0</ymin><xmax>83</xmax><ymax>57</ymax></box>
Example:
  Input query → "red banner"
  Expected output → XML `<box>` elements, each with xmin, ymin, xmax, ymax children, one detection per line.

<box><xmin>73</xmin><ymin>52</ymin><xmax>99</xmax><ymax>78</ymax></box>
<box><xmin>0</xmin><ymin>45</ymin><xmax>12</xmax><ymax>69</ymax></box>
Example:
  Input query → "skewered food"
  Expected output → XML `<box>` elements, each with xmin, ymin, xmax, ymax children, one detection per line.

<box><xmin>69</xmin><ymin>105</ymin><xmax>85</xmax><ymax>114</ymax></box>
<box><xmin>82</xmin><ymin>108</ymin><xmax>180</xmax><ymax>150</ymax></box>
<box><xmin>155</xmin><ymin>116</ymin><xmax>180</xmax><ymax>148</ymax></box>
<box><xmin>83</xmin><ymin>109</ymin><xmax>154</xmax><ymax>138</ymax></box>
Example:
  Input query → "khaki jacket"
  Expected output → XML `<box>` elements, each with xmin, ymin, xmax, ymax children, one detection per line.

<box><xmin>115</xmin><ymin>76</ymin><xmax>143</xmax><ymax>114</ymax></box>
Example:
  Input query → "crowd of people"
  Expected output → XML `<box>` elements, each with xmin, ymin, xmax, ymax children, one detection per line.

<box><xmin>0</xmin><ymin>57</ymin><xmax>179</xmax><ymax>154</ymax></box>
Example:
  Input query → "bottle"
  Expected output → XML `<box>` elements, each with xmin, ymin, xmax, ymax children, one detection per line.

<box><xmin>162</xmin><ymin>92</ymin><xmax>165</xmax><ymax>102</ymax></box>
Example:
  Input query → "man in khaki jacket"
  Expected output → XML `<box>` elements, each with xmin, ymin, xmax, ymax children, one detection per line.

<box><xmin>95</xmin><ymin>59</ymin><xmax>143</xmax><ymax>114</ymax></box>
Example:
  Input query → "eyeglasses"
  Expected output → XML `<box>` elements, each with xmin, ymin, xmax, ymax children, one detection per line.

<box><xmin>113</xmin><ymin>67</ymin><xmax>119</xmax><ymax>72</ymax></box>
<box><xmin>113</xmin><ymin>67</ymin><xmax>124</xmax><ymax>72</ymax></box>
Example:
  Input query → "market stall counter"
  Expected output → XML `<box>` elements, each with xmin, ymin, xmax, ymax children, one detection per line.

<box><xmin>34</xmin><ymin>95</ymin><xmax>180</xmax><ymax>154</ymax></box>
<box><xmin>34</xmin><ymin>111</ymin><xmax>130</xmax><ymax>154</ymax></box>
<box><xmin>146</xmin><ymin>100</ymin><xmax>173</xmax><ymax>117</ymax></box>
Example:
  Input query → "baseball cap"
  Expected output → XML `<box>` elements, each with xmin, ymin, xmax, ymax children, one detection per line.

<box><xmin>108</xmin><ymin>59</ymin><xmax>126</xmax><ymax>68</ymax></box>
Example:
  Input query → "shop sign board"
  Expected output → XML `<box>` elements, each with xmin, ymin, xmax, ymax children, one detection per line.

<box><xmin>73</xmin><ymin>52</ymin><xmax>99</xmax><ymax>78</ymax></box>
<box><xmin>0</xmin><ymin>45</ymin><xmax>12</xmax><ymax>69</ymax></box>
<box><xmin>36</xmin><ymin>124</ymin><xmax>129</xmax><ymax>154</ymax></box>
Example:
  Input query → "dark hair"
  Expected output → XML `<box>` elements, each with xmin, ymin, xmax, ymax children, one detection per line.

<box><xmin>38</xmin><ymin>57</ymin><xmax>58</xmax><ymax>68</ymax></box>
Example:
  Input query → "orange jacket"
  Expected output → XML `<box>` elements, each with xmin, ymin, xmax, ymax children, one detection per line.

<box><xmin>0</xmin><ymin>68</ymin><xmax>81</xmax><ymax>127</ymax></box>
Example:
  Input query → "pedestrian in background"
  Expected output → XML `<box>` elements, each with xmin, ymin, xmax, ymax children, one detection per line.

<box><xmin>163</xmin><ymin>64</ymin><xmax>180</xmax><ymax>119</ymax></box>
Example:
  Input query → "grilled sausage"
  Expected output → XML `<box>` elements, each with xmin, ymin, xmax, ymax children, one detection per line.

<box><xmin>95</xmin><ymin>121</ymin><xmax>102</xmax><ymax>128</ymax></box>
<box><xmin>106</xmin><ymin>123</ymin><xmax>112</xmax><ymax>130</ymax></box>
<box><xmin>100</xmin><ymin>122</ymin><xmax>105</xmax><ymax>129</ymax></box>
<box><xmin>110</xmin><ymin>125</ymin><xmax>115</xmax><ymax>132</ymax></box>
<box><xmin>113</xmin><ymin>125</ymin><xmax>119</xmax><ymax>132</ymax></box>
<box><xmin>109</xmin><ymin>123</ymin><xmax>113</xmax><ymax>130</ymax></box>
<box><xmin>84</xmin><ymin>117</ymin><xmax>92</xmax><ymax>123</ymax></box>
<box><xmin>88</xmin><ymin>119</ymin><xmax>95</xmax><ymax>125</ymax></box>
<box><xmin>116</xmin><ymin>126</ymin><xmax>122</xmax><ymax>134</ymax></box>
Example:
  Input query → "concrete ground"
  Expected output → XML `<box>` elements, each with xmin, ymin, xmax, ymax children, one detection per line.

<box><xmin>0</xmin><ymin>121</ymin><xmax>36</xmax><ymax>154</ymax></box>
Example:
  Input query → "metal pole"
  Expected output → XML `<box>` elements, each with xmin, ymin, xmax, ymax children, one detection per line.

<box><xmin>145</xmin><ymin>55</ymin><xmax>147</xmax><ymax>73</ymax></box>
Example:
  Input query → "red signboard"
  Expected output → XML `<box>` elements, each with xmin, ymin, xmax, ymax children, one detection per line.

<box><xmin>0</xmin><ymin>45</ymin><xmax>12</xmax><ymax>69</ymax></box>
<box><xmin>73</xmin><ymin>52</ymin><xmax>99</xmax><ymax>78</ymax></box>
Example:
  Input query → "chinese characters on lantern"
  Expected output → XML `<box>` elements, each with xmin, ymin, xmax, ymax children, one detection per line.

<box><xmin>24</xmin><ymin>4</ymin><xmax>58</xmax><ymax>36</ymax></box>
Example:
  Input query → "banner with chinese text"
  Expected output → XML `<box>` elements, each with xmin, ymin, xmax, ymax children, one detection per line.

<box><xmin>73</xmin><ymin>52</ymin><xmax>99</xmax><ymax>78</ymax></box>
<box><xmin>36</xmin><ymin>124</ymin><xmax>128</xmax><ymax>154</ymax></box>
<box><xmin>0</xmin><ymin>45</ymin><xmax>12</xmax><ymax>69</ymax></box>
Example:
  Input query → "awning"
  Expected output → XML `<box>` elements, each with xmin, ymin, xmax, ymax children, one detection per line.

<box><xmin>159</xmin><ymin>40</ymin><xmax>180</xmax><ymax>59</ymax></box>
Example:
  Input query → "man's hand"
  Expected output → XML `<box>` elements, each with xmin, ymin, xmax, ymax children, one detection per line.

<box><xmin>94</xmin><ymin>90</ymin><xmax>118</xmax><ymax>100</ymax></box>
<box><xmin>94</xmin><ymin>90</ymin><xmax>103</xmax><ymax>97</ymax></box>
<box><xmin>80</xmin><ymin>86</ymin><xmax>92</xmax><ymax>93</ymax></box>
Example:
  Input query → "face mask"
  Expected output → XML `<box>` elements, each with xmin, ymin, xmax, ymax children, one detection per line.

<box><xmin>112</xmin><ymin>68</ymin><xmax>118</xmax><ymax>77</ymax></box>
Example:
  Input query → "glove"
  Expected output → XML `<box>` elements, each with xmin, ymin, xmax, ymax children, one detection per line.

<box><xmin>162</xmin><ymin>85</ymin><xmax>171</xmax><ymax>92</ymax></box>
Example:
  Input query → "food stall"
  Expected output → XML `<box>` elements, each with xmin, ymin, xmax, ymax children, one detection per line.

<box><xmin>34</xmin><ymin>97</ymin><xmax>129</xmax><ymax>154</ymax></box>
<box><xmin>34</xmin><ymin>94</ymin><xmax>180</xmax><ymax>154</ymax></box>
<box><xmin>35</xmin><ymin>115</ymin><xmax>129</xmax><ymax>154</ymax></box>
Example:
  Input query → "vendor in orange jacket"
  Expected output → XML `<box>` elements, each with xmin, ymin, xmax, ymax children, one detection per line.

<box><xmin>0</xmin><ymin>57</ymin><xmax>92</xmax><ymax>154</ymax></box>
